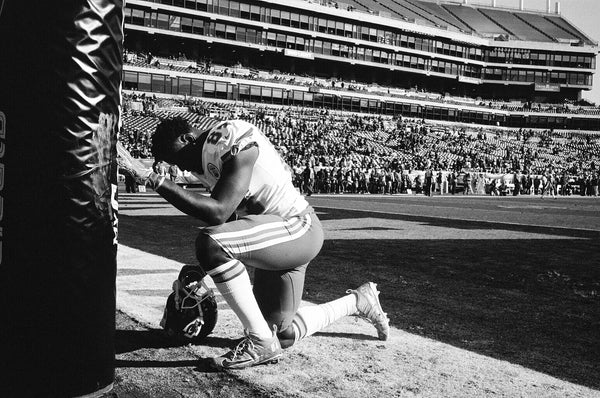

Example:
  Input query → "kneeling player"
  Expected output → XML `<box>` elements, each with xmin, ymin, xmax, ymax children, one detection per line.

<box><xmin>129</xmin><ymin>117</ymin><xmax>390</xmax><ymax>369</ymax></box>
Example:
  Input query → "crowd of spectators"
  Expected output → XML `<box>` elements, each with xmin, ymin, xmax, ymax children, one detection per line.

<box><xmin>119</xmin><ymin>94</ymin><xmax>600</xmax><ymax>196</ymax></box>
<box><xmin>123</xmin><ymin>49</ymin><xmax>600</xmax><ymax>116</ymax></box>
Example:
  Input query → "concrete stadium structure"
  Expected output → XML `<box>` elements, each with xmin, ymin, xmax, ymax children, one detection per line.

<box><xmin>122</xmin><ymin>0</ymin><xmax>600</xmax><ymax>129</ymax></box>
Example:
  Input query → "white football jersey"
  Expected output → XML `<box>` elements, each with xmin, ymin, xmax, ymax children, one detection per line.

<box><xmin>192</xmin><ymin>120</ymin><xmax>309</xmax><ymax>219</ymax></box>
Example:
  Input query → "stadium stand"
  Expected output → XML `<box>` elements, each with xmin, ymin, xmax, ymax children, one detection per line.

<box><xmin>119</xmin><ymin>0</ymin><xmax>600</xmax><ymax>196</ymax></box>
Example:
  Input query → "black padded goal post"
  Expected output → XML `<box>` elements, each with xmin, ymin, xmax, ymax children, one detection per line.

<box><xmin>0</xmin><ymin>1</ymin><xmax>123</xmax><ymax>396</ymax></box>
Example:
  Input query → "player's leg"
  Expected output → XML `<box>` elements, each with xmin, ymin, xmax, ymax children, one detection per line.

<box><xmin>250</xmin><ymin>245</ymin><xmax>389</xmax><ymax>349</ymax></box>
<box><xmin>196</xmin><ymin>211</ymin><xmax>323</xmax><ymax>368</ymax></box>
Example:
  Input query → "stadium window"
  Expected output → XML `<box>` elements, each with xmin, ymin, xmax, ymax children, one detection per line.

<box><xmin>174</xmin><ymin>0</ymin><xmax>184</xmax><ymax>7</ymax></box>
<box><xmin>554</xmin><ymin>54</ymin><xmax>562</xmax><ymax>66</ymax></box>
<box><xmin>235</xmin><ymin>26</ymin><xmax>246</xmax><ymax>41</ymax></box>
<box><xmin>559</xmin><ymin>72</ymin><xmax>566</xmax><ymax>83</ymax></box>
<box><xmin>250</xmin><ymin>86</ymin><xmax>261</xmax><ymax>101</ymax></box>
<box><xmin>218</xmin><ymin>0</ymin><xmax>229</xmax><ymax>15</ymax></box>
<box><xmin>361</xmin><ymin>27</ymin><xmax>370</xmax><ymax>41</ymax></box>
<box><xmin>238</xmin><ymin>84</ymin><xmax>250</xmax><ymax>100</ymax></box>
<box><xmin>318</xmin><ymin>18</ymin><xmax>327</xmax><ymax>34</ymax></box>
<box><xmin>196</xmin><ymin>0</ymin><xmax>207</xmax><ymax>11</ymax></box>
<box><xmin>271</xmin><ymin>9</ymin><xmax>280</xmax><ymax>25</ymax></box>
<box><xmin>267</xmin><ymin>32</ymin><xmax>276</xmax><ymax>47</ymax></box>
<box><xmin>229</xmin><ymin>1</ymin><xmax>240</xmax><ymax>17</ymax></box>
<box><xmin>407</xmin><ymin>36</ymin><xmax>415</xmax><ymax>49</ymax></box>
<box><xmin>539</xmin><ymin>53</ymin><xmax>547</xmax><ymax>64</ymax></box>
<box><xmin>179</xmin><ymin>77</ymin><xmax>191</xmax><ymax>95</ymax></box>
<box><xmin>202</xmin><ymin>80</ymin><xmax>214</xmax><ymax>97</ymax></box>
<box><xmin>246</xmin><ymin>28</ymin><xmax>258</xmax><ymax>43</ymax></box>
<box><xmin>331</xmin><ymin>43</ymin><xmax>340</xmax><ymax>57</ymax></box>
<box><xmin>156</xmin><ymin>13</ymin><xmax>169</xmax><ymax>29</ymax></box>
<box><xmin>414</xmin><ymin>37</ymin><xmax>423</xmax><ymax>51</ymax></box>
<box><xmin>185</xmin><ymin>0</ymin><xmax>197</xmax><ymax>9</ymax></box>
<box><xmin>336</xmin><ymin>21</ymin><xmax>344</xmax><ymax>36</ymax></box>
<box><xmin>250</xmin><ymin>5</ymin><xmax>261</xmax><ymax>21</ymax></box>
<box><xmin>225</xmin><ymin>25</ymin><xmax>236</xmax><ymax>40</ymax></box>
<box><xmin>297</xmin><ymin>37</ymin><xmax>305</xmax><ymax>51</ymax></box>
<box><xmin>340</xmin><ymin>44</ymin><xmax>349</xmax><ymax>57</ymax></box>
<box><xmin>577</xmin><ymin>56</ymin><xmax>584</xmax><ymax>67</ymax></box>
<box><xmin>356</xmin><ymin>46</ymin><xmax>364</xmax><ymax>60</ymax></box>
<box><xmin>123</xmin><ymin>71</ymin><xmax>138</xmax><ymax>90</ymax></box>
<box><xmin>216</xmin><ymin>82</ymin><xmax>228</xmax><ymax>99</ymax></box>
<box><xmin>160</xmin><ymin>0</ymin><xmax>173</xmax><ymax>5</ymax></box>
<box><xmin>169</xmin><ymin>15</ymin><xmax>181</xmax><ymax>31</ymax></box>
<box><xmin>144</xmin><ymin>11</ymin><xmax>154</xmax><ymax>27</ymax></box>
<box><xmin>449</xmin><ymin>44</ymin><xmax>456</xmax><ymax>56</ymax></box>
<box><xmin>131</xmin><ymin>9</ymin><xmax>144</xmax><ymax>25</ymax></box>
<box><xmin>276</xmin><ymin>33</ymin><xmax>286</xmax><ymax>48</ymax></box>
<box><xmin>365</xmin><ymin>48</ymin><xmax>373</xmax><ymax>62</ymax></box>
<box><xmin>300</xmin><ymin>15</ymin><xmax>309</xmax><ymax>30</ymax></box>
<box><xmin>152</xmin><ymin>74</ymin><xmax>165</xmax><ymax>93</ymax></box>
<box><xmin>181</xmin><ymin>17</ymin><xmax>192</xmax><ymax>33</ymax></box>
<box><xmin>291</xmin><ymin>13</ymin><xmax>300</xmax><ymax>28</ymax></box>
<box><xmin>281</xmin><ymin>11</ymin><xmax>290</xmax><ymax>27</ymax></box>
<box><xmin>192</xmin><ymin>19</ymin><xmax>204</xmax><ymax>35</ymax></box>
<box><xmin>323</xmin><ymin>41</ymin><xmax>332</xmax><ymax>55</ymax></box>
<box><xmin>369</xmin><ymin>28</ymin><xmax>377</xmax><ymax>42</ymax></box>
<box><xmin>313</xmin><ymin>39</ymin><xmax>322</xmax><ymax>54</ymax></box>
<box><xmin>417</xmin><ymin>57</ymin><xmax>425</xmax><ymax>70</ymax></box>
<box><xmin>138</xmin><ymin>73</ymin><xmax>151</xmax><ymax>92</ymax></box>
<box><xmin>526</xmin><ymin>71</ymin><xmax>534</xmax><ymax>82</ymax></box>
<box><xmin>169</xmin><ymin>77</ymin><xmax>178</xmax><ymax>94</ymax></box>
<box><xmin>399</xmin><ymin>34</ymin><xmax>408</xmax><ymax>47</ymax></box>
<box><xmin>215</xmin><ymin>23</ymin><xmax>226</xmax><ymax>38</ymax></box>
<box><xmin>286</xmin><ymin>35</ymin><xmax>296</xmax><ymax>49</ymax></box>
<box><xmin>327</xmin><ymin>20</ymin><xmax>336</xmax><ymax>35</ymax></box>
<box><xmin>272</xmin><ymin>88</ymin><xmax>283</xmax><ymax>103</ymax></box>
<box><xmin>569</xmin><ymin>55</ymin><xmax>577</xmax><ymax>66</ymax></box>
<box><xmin>345</xmin><ymin>23</ymin><xmax>353</xmax><ymax>38</ymax></box>
<box><xmin>260</xmin><ymin>87</ymin><xmax>273</xmax><ymax>102</ymax></box>
<box><xmin>240</xmin><ymin>3</ymin><xmax>250</xmax><ymax>18</ymax></box>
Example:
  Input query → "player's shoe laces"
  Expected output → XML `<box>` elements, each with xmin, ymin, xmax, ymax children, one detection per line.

<box><xmin>211</xmin><ymin>326</ymin><xmax>282</xmax><ymax>370</ymax></box>
<box><xmin>347</xmin><ymin>282</ymin><xmax>390</xmax><ymax>341</ymax></box>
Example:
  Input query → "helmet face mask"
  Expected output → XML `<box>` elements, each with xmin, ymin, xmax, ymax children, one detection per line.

<box><xmin>160</xmin><ymin>266</ymin><xmax>218</xmax><ymax>344</ymax></box>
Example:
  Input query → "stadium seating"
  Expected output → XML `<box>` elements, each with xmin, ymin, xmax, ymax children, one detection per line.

<box><xmin>120</xmin><ymin>94</ymin><xmax>599</xmax><ymax>188</ymax></box>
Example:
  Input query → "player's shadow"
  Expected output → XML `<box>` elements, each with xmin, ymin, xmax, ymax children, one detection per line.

<box><xmin>116</xmin><ymin>329</ymin><xmax>236</xmax><ymax>355</ymax></box>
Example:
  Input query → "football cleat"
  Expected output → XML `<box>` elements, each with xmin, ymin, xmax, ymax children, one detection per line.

<box><xmin>211</xmin><ymin>326</ymin><xmax>283</xmax><ymax>370</ymax></box>
<box><xmin>160</xmin><ymin>266</ymin><xmax>218</xmax><ymax>344</ymax></box>
<box><xmin>347</xmin><ymin>282</ymin><xmax>390</xmax><ymax>341</ymax></box>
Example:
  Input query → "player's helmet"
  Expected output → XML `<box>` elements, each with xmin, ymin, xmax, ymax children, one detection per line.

<box><xmin>160</xmin><ymin>266</ymin><xmax>218</xmax><ymax>344</ymax></box>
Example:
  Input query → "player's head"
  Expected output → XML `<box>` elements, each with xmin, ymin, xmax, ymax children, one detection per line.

<box><xmin>152</xmin><ymin>117</ymin><xmax>203</xmax><ymax>171</ymax></box>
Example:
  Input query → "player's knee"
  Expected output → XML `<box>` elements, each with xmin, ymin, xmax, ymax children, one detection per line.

<box><xmin>195</xmin><ymin>230</ymin><xmax>226</xmax><ymax>271</ymax></box>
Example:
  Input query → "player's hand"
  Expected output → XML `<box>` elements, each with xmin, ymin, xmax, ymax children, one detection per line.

<box><xmin>116</xmin><ymin>142</ymin><xmax>158</xmax><ymax>187</ymax></box>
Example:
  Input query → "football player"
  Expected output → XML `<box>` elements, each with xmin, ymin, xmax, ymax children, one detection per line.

<box><xmin>128</xmin><ymin>117</ymin><xmax>390</xmax><ymax>370</ymax></box>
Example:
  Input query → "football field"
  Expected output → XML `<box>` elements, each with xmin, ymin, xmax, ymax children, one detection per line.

<box><xmin>114</xmin><ymin>190</ymin><xmax>600</xmax><ymax>397</ymax></box>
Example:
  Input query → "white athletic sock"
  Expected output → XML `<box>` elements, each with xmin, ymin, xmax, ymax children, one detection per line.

<box><xmin>291</xmin><ymin>293</ymin><xmax>358</xmax><ymax>343</ymax></box>
<box><xmin>206</xmin><ymin>260</ymin><xmax>272</xmax><ymax>340</ymax></box>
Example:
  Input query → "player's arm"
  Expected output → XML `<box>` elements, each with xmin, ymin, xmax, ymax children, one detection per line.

<box><xmin>153</xmin><ymin>146</ymin><xmax>258</xmax><ymax>225</ymax></box>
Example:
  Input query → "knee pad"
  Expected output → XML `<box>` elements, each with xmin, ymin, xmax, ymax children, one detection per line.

<box><xmin>195</xmin><ymin>230</ymin><xmax>229</xmax><ymax>272</ymax></box>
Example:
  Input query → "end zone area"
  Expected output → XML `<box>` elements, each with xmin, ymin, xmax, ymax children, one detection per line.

<box><xmin>114</xmin><ymin>191</ymin><xmax>600</xmax><ymax>397</ymax></box>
